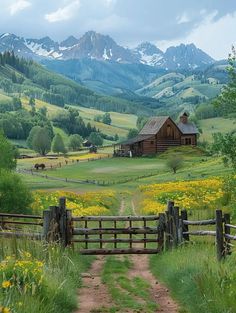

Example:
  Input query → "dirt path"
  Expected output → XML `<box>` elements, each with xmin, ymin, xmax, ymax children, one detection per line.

<box><xmin>75</xmin><ymin>198</ymin><xmax>179</xmax><ymax>313</ymax></box>
<box><xmin>75</xmin><ymin>199</ymin><xmax>125</xmax><ymax>313</ymax></box>
<box><xmin>128</xmin><ymin>253</ymin><xmax>179</xmax><ymax>313</ymax></box>
<box><xmin>129</xmin><ymin>200</ymin><xmax>179</xmax><ymax>313</ymax></box>
<box><xmin>75</xmin><ymin>256</ymin><xmax>114</xmax><ymax>313</ymax></box>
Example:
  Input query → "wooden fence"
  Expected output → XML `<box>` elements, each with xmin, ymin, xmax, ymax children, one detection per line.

<box><xmin>18</xmin><ymin>164</ymin><xmax>166</xmax><ymax>186</ymax></box>
<box><xmin>0</xmin><ymin>198</ymin><xmax>235</xmax><ymax>260</ymax></box>
<box><xmin>24</xmin><ymin>154</ymin><xmax>113</xmax><ymax>171</ymax></box>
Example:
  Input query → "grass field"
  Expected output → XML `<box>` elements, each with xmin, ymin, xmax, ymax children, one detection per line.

<box><xmin>21</xmin><ymin>97</ymin><xmax>135</xmax><ymax>139</ymax></box>
<box><xmin>77</xmin><ymin>106</ymin><xmax>137</xmax><ymax>129</ymax></box>
<box><xmin>21</xmin><ymin>97</ymin><xmax>65</xmax><ymax>118</ymax></box>
<box><xmin>0</xmin><ymin>91</ymin><xmax>12</xmax><ymax>104</ymax></box>
<box><xmin>17</xmin><ymin>147</ymin><xmax>232</xmax><ymax>193</ymax></box>
<box><xmin>199</xmin><ymin>117</ymin><xmax>236</xmax><ymax>142</ymax></box>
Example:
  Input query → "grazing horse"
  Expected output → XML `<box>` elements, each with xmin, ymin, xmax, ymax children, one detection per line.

<box><xmin>34</xmin><ymin>163</ymin><xmax>46</xmax><ymax>170</ymax></box>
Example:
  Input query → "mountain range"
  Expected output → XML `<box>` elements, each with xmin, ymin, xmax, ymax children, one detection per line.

<box><xmin>0</xmin><ymin>31</ymin><xmax>215</xmax><ymax>70</ymax></box>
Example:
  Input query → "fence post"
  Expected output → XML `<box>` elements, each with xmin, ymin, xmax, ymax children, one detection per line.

<box><xmin>50</xmin><ymin>205</ymin><xmax>60</xmax><ymax>242</ymax></box>
<box><xmin>66</xmin><ymin>210</ymin><xmax>73</xmax><ymax>246</ymax></box>
<box><xmin>181</xmin><ymin>209</ymin><xmax>189</xmax><ymax>241</ymax></box>
<box><xmin>224</xmin><ymin>213</ymin><xmax>231</xmax><ymax>257</ymax></box>
<box><xmin>43</xmin><ymin>209</ymin><xmax>51</xmax><ymax>241</ymax></box>
<box><xmin>59</xmin><ymin>197</ymin><xmax>67</xmax><ymax>247</ymax></box>
<box><xmin>167</xmin><ymin>201</ymin><xmax>174</xmax><ymax>249</ymax></box>
<box><xmin>216</xmin><ymin>209</ymin><xmax>224</xmax><ymax>261</ymax></box>
<box><xmin>173</xmin><ymin>206</ymin><xmax>179</xmax><ymax>246</ymax></box>
<box><xmin>165</xmin><ymin>210</ymin><xmax>170</xmax><ymax>250</ymax></box>
<box><xmin>158</xmin><ymin>213</ymin><xmax>165</xmax><ymax>252</ymax></box>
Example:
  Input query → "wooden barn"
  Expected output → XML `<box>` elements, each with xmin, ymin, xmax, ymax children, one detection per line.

<box><xmin>115</xmin><ymin>113</ymin><xmax>198</xmax><ymax>156</ymax></box>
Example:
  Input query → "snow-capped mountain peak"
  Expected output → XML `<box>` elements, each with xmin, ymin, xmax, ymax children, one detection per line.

<box><xmin>0</xmin><ymin>31</ymin><xmax>215</xmax><ymax>69</ymax></box>
<box><xmin>134</xmin><ymin>42</ymin><xmax>164</xmax><ymax>66</ymax></box>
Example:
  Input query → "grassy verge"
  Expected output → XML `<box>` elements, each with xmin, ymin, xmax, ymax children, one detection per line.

<box><xmin>150</xmin><ymin>243</ymin><xmax>236</xmax><ymax>313</ymax></box>
<box><xmin>0</xmin><ymin>238</ymin><xmax>94</xmax><ymax>313</ymax></box>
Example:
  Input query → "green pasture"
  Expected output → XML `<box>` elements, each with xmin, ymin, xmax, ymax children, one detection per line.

<box><xmin>18</xmin><ymin>146</ymin><xmax>232</xmax><ymax>192</ymax></box>
<box><xmin>77</xmin><ymin>106</ymin><xmax>137</xmax><ymax>129</ymax></box>
<box><xmin>0</xmin><ymin>92</ymin><xmax>12</xmax><ymax>104</ymax></box>
<box><xmin>199</xmin><ymin>117</ymin><xmax>236</xmax><ymax>142</ymax></box>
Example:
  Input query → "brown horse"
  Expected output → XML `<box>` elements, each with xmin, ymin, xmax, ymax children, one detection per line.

<box><xmin>34</xmin><ymin>163</ymin><xmax>46</xmax><ymax>170</ymax></box>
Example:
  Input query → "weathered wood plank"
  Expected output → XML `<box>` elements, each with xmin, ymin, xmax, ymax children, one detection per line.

<box><xmin>225</xmin><ymin>234</ymin><xmax>236</xmax><ymax>240</ymax></box>
<box><xmin>0</xmin><ymin>213</ymin><xmax>42</xmax><ymax>219</ymax></box>
<box><xmin>72</xmin><ymin>215</ymin><xmax>159</xmax><ymax>222</ymax></box>
<box><xmin>79</xmin><ymin>248</ymin><xmax>160</xmax><ymax>255</ymax></box>
<box><xmin>183</xmin><ymin>230</ymin><xmax>216</xmax><ymax>236</ymax></box>
<box><xmin>183</xmin><ymin>219</ymin><xmax>216</xmax><ymax>225</ymax></box>
<box><xmin>73</xmin><ymin>227</ymin><xmax>159</xmax><ymax>235</ymax></box>
<box><xmin>72</xmin><ymin>238</ymin><xmax>159</xmax><ymax>243</ymax></box>
<box><xmin>225</xmin><ymin>223</ymin><xmax>236</xmax><ymax>230</ymax></box>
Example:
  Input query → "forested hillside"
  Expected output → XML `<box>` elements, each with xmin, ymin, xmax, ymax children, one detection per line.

<box><xmin>0</xmin><ymin>52</ymin><xmax>152</xmax><ymax>115</ymax></box>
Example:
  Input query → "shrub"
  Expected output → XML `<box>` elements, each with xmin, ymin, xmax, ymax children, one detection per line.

<box><xmin>0</xmin><ymin>170</ymin><xmax>32</xmax><ymax>213</ymax></box>
<box><xmin>0</xmin><ymin>132</ymin><xmax>17</xmax><ymax>170</ymax></box>
<box><xmin>166</xmin><ymin>154</ymin><xmax>184</xmax><ymax>174</ymax></box>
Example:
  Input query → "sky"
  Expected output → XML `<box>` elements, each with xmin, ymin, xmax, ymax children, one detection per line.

<box><xmin>0</xmin><ymin>0</ymin><xmax>235</xmax><ymax>59</ymax></box>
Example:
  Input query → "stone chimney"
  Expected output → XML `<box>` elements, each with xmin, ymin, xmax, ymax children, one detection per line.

<box><xmin>180</xmin><ymin>112</ymin><xmax>188</xmax><ymax>124</ymax></box>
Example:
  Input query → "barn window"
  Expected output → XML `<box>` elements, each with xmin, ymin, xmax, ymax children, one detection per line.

<box><xmin>151</xmin><ymin>141</ymin><xmax>154</xmax><ymax>145</ymax></box>
<box><xmin>185</xmin><ymin>138</ymin><xmax>192</xmax><ymax>145</ymax></box>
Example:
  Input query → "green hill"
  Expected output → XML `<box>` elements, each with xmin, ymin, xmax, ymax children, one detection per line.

<box><xmin>0</xmin><ymin>52</ymin><xmax>152</xmax><ymax>116</ymax></box>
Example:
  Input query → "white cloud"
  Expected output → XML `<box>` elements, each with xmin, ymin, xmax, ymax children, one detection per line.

<box><xmin>103</xmin><ymin>0</ymin><xmax>116</xmax><ymax>7</ymax></box>
<box><xmin>8</xmin><ymin>0</ymin><xmax>31</xmax><ymax>16</ymax></box>
<box><xmin>84</xmin><ymin>14</ymin><xmax>131</xmax><ymax>34</ymax></box>
<box><xmin>177</xmin><ymin>12</ymin><xmax>190</xmax><ymax>24</ymax></box>
<box><xmin>45</xmin><ymin>0</ymin><xmax>81</xmax><ymax>23</ymax></box>
<box><xmin>157</xmin><ymin>11</ymin><xmax>236</xmax><ymax>60</ymax></box>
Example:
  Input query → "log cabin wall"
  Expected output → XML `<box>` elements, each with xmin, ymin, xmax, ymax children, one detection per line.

<box><xmin>142</xmin><ymin>136</ymin><xmax>157</xmax><ymax>155</ymax></box>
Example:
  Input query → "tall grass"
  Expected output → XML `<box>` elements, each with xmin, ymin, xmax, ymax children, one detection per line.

<box><xmin>0</xmin><ymin>237</ymin><xmax>94</xmax><ymax>313</ymax></box>
<box><xmin>150</xmin><ymin>243</ymin><xmax>236</xmax><ymax>313</ymax></box>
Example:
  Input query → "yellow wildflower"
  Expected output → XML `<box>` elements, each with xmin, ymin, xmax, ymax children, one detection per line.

<box><xmin>2</xmin><ymin>280</ymin><xmax>11</xmax><ymax>288</ymax></box>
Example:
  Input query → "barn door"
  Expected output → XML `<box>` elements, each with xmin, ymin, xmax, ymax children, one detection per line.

<box><xmin>167</xmin><ymin>125</ymin><xmax>174</xmax><ymax>139</ymax></box>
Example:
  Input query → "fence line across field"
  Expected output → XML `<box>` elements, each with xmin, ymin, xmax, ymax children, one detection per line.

<box><xmin>17</xmin><ymin>167</ymin><xmax>168</xmax><ymax>186</ymax></box>
<box><xmin>0</xmin><ymin>198</ymin><xmax>235</xmax><ymax>260</ymax></box>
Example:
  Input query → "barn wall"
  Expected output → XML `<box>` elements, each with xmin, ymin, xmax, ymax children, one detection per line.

<box><xmin>142</xmin><ymin>136</ymin><xmax>156</xmax><ymax>155</ymax></box>
<box><xmin>156</xmin><ymin>118</ymin><xmax>182</xmax><ymax>140</ymax></box>
<box><xmin>181</xmin><ymin>135</ymin><xmax>197</xmax><ymax>145</ymax></box>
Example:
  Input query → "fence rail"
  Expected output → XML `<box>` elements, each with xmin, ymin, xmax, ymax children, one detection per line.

<box><xmin>0</xmin><ymin>198</ymin><xmax>235</xmax><ymax>260</ymax></box>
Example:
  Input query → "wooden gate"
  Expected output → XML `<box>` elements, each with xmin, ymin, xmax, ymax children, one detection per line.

<box><xmin>71</xmin><ymin>215</ymin><xmax>164</xmax><ymax>255</ymax></box>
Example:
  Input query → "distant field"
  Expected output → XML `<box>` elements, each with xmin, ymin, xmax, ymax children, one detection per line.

<box><xmin>83</xmin><ymin>117</ymin><xmax>129</xmax><ymax>138</ymax></box>
<box><xmin>79</xmin><ymin>107</ymin><xmax>137</xmax><ymax>129</ymax></box>
<box><xmin>0</xmin><ymin>92</ymin><xmax>12</xmax><ymax>104</ymax></box>
<box><xmin>21</xmin><ymin>98</ymin><xmax>135</xmax><ymax>138</ymax></box>
<box><xmin>199</xmin><ymin>117</ymin><xmax>236</xmax><ymax>142</ymax></box>
<box><xmin>21</xmin><ymin>97</ymin><xmax>65</xmax><ymax>117</ymax></box>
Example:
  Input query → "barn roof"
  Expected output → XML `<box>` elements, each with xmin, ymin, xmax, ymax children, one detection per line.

<box><xmin>122</xmin><ymin>134</ymin><xmax>154</xmax><ymax>145</ymax></box>
<box><xmin>139</xmin><ymin>116</ymin><xmax>169</xmax><ymax>135</ymax></box>
<box><xmin>177</xmin><ymin>122</ymin><xmax>198</xmax><ymax>134</ymax></box>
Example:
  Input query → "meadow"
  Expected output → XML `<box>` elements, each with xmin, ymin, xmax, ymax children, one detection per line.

<box><xmin>199</xmin><ymin>117</ymin><xmax>236</xmax><ymax>142</ymax></box>
<box><xmin>3</xmin><ymin>144</ymin><xmax>236</xmax><ymax>313</ymax></box>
